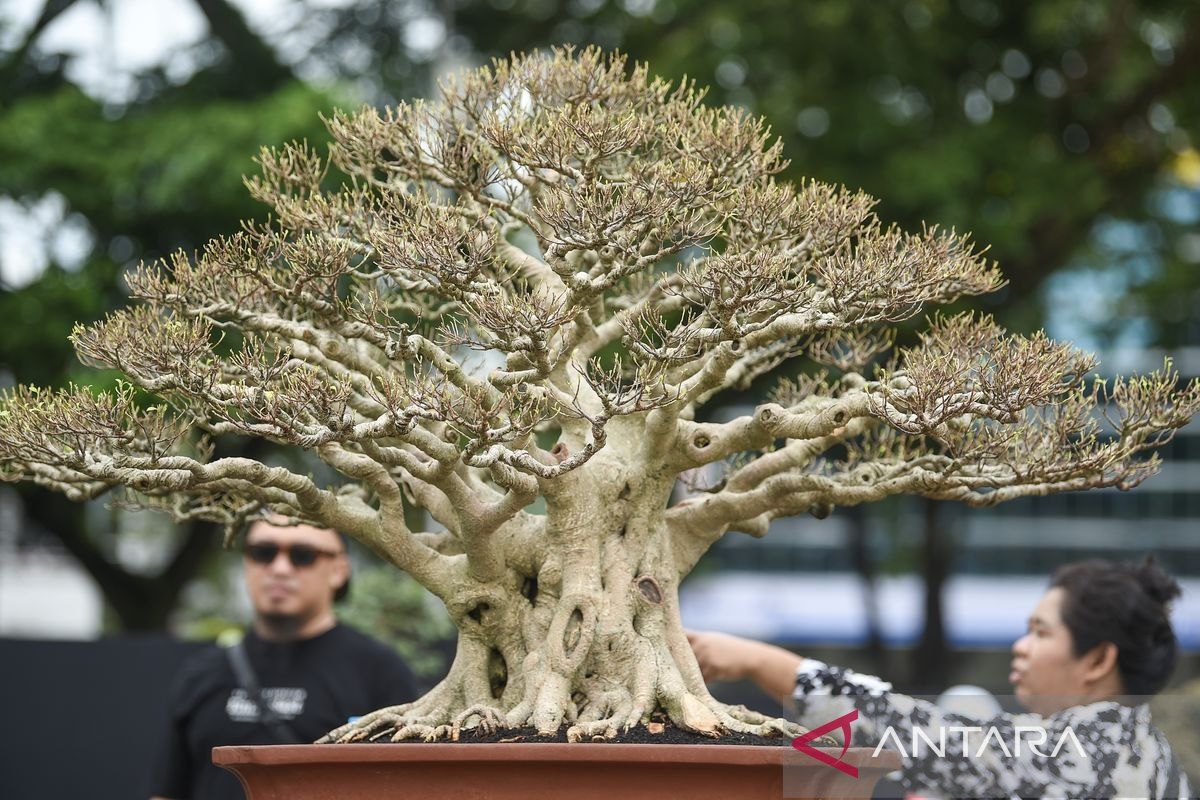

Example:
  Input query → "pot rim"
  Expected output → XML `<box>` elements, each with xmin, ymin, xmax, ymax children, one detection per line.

<box><xmin>213</xmin><ymin>743</ymin><xmax>900</xmax><ymax>769</ymax></box>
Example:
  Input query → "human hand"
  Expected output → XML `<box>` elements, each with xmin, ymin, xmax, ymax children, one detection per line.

<box><xmin>686</xmin><ymin>629</ymin><xmax>806</xmax><ymax>703</ymax></box>
<box><xmin>686</xmin><ymin>629</ymin><xmax>770</xmax><ymax>683</ymax></box>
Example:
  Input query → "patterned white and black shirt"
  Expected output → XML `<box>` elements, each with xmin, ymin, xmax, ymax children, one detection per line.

<box><xmin>793</xmin><ymin>659</ymin><xmax>1193</xmax><ymax>800</ymax></box>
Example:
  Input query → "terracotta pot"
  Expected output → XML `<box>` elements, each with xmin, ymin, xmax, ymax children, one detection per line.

<box><xmin>214</xmin><ymin>742</ymin><xmax>902</xmax><ymax>799</ymax></box>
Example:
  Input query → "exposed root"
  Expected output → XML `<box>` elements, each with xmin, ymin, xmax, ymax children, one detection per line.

<box><xmin>623</xmin><ymin>699</ymin><xmax>650</xmax><ymax>730</ymax></box>
<box><xmin>721</xmin><ymin>702</ymin><xmax>774</xmax><ymax>726</ymax></box>
<box><xmin>450</xmin><ymin>704</ymin><xmax>508</xmax><ymax>739</ymax></box>
<box><xmin>317</xmin><ymin>688</ymin><xmax>529</xmax><ymax>744</ymax></box>
<box><xmin>317</xmin><ymin>675</ymin><xmax>463</xmax><ymax>743</ymax></box>
<box><xmin>316</xmin><ymin>703</ymin><xmax>418</xmax><ymax>743</ymax></box>
<box><xmin>567</xmin><ymin>716</ymin><xmax>621</xmax><ymax>742</ymax></box>
<box><xmin>318</xmin><ymin>694</ymin><xmax>834</xmax><ymax>746</ymax></box>
<box><xmin>390</xmin><ymin>723</ymin><xmax>449</xmax><ymax>742</ymax></box>
<box><xmin>701</xmin><ymin>696</ymin><xmax>839</xmax><ymax>745</ymax></box>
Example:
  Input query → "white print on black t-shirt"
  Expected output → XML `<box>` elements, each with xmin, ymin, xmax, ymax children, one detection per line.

<box><xmin>225</xmin><ymin>687</ymin><xmax>307</xmax><ymax>722</ymax></box>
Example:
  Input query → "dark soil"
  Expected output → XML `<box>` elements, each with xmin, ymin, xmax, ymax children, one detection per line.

<box><xmin>359</xmin><ymin>716</ymin><xmax>803</xmax><ymax>746</ymax></box>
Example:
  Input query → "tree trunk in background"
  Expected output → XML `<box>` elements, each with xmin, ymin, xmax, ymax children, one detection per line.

<box><xmin>0</xmin><ymin>0</ymin><xmax>80</xmax><ymax>103</ymax></box>
<box><xmin>845</xmin><ymin>505</ymin><xmax>887</xmax><ymax>676</ymax></box>
<box><xmin>192</xmin><ymin>0</ymin><xmax>293</xmax><ymax>97</ymax></box>
<box><xmin>913</xmin><ymin>498</ymin><xmax>953</xmax><ymax>691</ymax></box>
<box><xmin>16</xmin><ymin>484</ymin><xmax>223</xmax><ymax>630</ymax></box>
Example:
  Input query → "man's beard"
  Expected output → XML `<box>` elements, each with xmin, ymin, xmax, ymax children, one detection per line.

<box><xmin>258</xmin><ymin>612</ymin><xmax>306</xmax><ymax>639</ymax></box>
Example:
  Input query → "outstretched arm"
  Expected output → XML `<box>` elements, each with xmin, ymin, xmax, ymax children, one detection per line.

<box><xmin>686</xmin><ymin>630</ymin><xmax>804</xmax><ymax>704</ymax></box>
<box><xmin>687</xmin><ymin>630</ymin><xmax>1173</xmax><ymax>799</ymax></box>
<box><xmin>787</xmin><ymin>658</ymin><xmax>1164</xmax><ymax>799</ymax></box>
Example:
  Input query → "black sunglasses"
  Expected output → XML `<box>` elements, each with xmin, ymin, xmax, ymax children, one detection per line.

<box><xmin>243</xmin><ymin>541</ymin><xmax>342</xmax><ymax>568</ymax></box>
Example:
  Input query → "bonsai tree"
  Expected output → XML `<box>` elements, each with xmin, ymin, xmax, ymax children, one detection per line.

<box><xmin>2</xmin><ymin>48</ymin><xmax>1197</xmax><ymax>745</ymax></box>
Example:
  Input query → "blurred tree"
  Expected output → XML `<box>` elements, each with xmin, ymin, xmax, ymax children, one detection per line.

<box><xmin>0</xmin><ymin>1</ymin><xmax>338</xmax><ymax>630</ymax></box>
<box><xmin>446</xmin><ymin>0</ymin><xmax>1200</xmax><ymax>333</ymax></box>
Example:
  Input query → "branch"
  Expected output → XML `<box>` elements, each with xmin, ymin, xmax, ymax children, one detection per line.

<box><xmin>668</xmin><ymin>354</ymin><xmax>1199</xmax><ymax>576</ymax></box>
<box><xmin>670</xmin><ymin>391</ymin><xmax>876</xmax><ymax>472</ymax></box>
<box><xmin>316</xmin><ymin>442</ymin><xmax>462</xmax><ymax>592</ymax></box>
<box><xmin>724</xmin><ymin>417</ymin><xmax>876</xmax><ymax>492</ymax></box>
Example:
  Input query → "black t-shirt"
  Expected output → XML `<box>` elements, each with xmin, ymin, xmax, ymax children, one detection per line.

<box><xmin>148</xmin><ymin>623</ymin><xmax>418</xmax><ymax>800</ymax></box>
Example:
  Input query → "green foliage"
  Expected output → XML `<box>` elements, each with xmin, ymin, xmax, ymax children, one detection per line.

<box><xmin>0</xmin><ymin>81</ymin><xmax>340</xmax><ymax>388</ymax></box>
<box><xmin>0</xmin><ymin>81</ymin><xmax>337</xmax><ymax>251</ymax></box>
<box><xmin>0</xmin><ymin>75</ymin><xmax>350</xmax><ymax>630</ymax></box>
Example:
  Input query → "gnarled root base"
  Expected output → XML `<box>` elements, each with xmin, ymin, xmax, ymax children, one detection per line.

<box><xmin>317</xmin><ymin>686</ymin><xmax>821</xmax><ymax>745</ymax></box>
<box><xmin>318</xmin><ymin>582</ymin><xmax>834</xmax><ymax>746</ymax></box>
<box><xmin>318</xmin><ymin>469</ymin><xmax>840</xmax><ymax>748</ymax></box>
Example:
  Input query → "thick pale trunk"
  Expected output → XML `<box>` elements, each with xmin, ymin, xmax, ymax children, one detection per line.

<box><xmin>322</xmin><ymin>444</ymin><xmax>806</xmax><ymax>743</ymax></box>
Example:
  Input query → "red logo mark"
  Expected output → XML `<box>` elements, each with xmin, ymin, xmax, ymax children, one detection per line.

<box><xmin>791</xmin><ymin>709</ymin><xmax>859</xmax><ymax>778</ymax></box>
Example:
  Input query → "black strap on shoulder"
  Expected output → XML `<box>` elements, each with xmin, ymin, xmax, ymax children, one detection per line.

<box><xmin>225</xmin><ymin>640</ymin><xmax>301</xmax><ymax>743</ymax></box>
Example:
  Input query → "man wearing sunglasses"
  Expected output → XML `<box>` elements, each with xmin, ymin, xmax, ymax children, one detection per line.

<box><xmin>149</xmin><ymin>518</ymin><xmax>419</xmax><ymax>800</ymax></box>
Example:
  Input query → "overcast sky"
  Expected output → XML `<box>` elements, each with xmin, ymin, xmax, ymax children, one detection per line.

<box><xmin>0</xmin><ymin>0</ymin><xmax>374</xmax><ymax>102</ymax></box>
